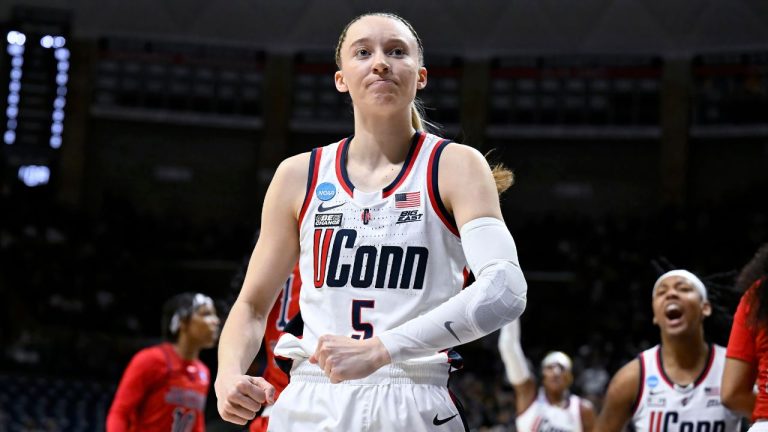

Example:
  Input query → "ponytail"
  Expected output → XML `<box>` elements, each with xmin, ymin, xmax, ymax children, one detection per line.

<box><xmin>411</xmin><ymin>101</ymin><xmax>424</xmax><ymax>131</ymax></box>
<box><xmin>491</xmin><ymin>163</ymin><xmax>515</xmax><ymax>195</ymax></box>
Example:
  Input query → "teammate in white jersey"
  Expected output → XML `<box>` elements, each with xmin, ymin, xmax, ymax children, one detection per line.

<box><xmin>498</xmin><ymin>319</ymin><xmax>595</xmax><ymax>432</ymax></box>
<box><xmin>596</xmin><ymin>270</ymin><xmax>742</xmax><ymax>432</ymax></box>
<box><xmin>214</xmin><ymin>12</ymin><xmax>528</xmax><ymax>431</ymax></box>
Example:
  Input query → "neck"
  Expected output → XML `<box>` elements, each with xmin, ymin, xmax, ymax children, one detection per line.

<box><xmin>660</xmin><ymin>329</ymin><xmax>708</xmax><ymax>369</ymax></box>
<box><xmin>350</xmin><ymin>107</ymin><xmax>417</xmax><ymax>167</ymax></box>
<box><xmin>173</xmin><ymin>337</ymin><xmax>200</xmax><ymax>361</ymax></box>
<box><xmin>544</xmin><ymin>388</ymin><xmax>568</xmax><ymax>407</ymax></box>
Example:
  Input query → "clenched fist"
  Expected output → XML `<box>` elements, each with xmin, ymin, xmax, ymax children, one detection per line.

<box><xmin>215</xmin><ymin>374</ymin><xmax>275</xmax><ymax>425</ymax></box>
<box><xmin>309</xmin><ymin>335</ymin><xmax>392</xmax><ymax>383</ymax></box>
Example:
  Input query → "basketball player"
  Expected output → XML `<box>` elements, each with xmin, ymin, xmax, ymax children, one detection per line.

<box><xmin>722</xmin><ymin>243</ymin><xmax>768</xmax><ymax>425</ymax></box>
<box><xmin>107</xmin><ymin>293</ymin><xmax>220</xmax><ymax>432</ymax></box>
<box><xmin>214</xmin><ymin>12</ymin><xmax>527</xmax><ymax>431</ymax></box>
<box><xmin>248</xmin><ymin>264</ymin><xmax>301</xmax><ymax>432</ymax></box>
<box><xmin>498</xmin><ymin>319</ymin><xmax>595</xmax><ymax>431</ymax></box>
<box><xmin>595</xmin><ymin>270</ymin><xmax>742</xmax><ymax>431</ymax></box>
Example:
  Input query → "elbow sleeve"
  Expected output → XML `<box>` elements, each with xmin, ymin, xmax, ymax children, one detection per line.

<box><xmin>461</xmin><ymin>217</ymin><xmax>527</xmax><ymax>332</ymax></box>
<box><xmin>378</xmin><ymin>217</ymin><xmax>527</xmax><ymax>362</ymax></box>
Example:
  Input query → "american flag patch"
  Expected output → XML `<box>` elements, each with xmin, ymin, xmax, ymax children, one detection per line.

<box><xmin>395</xmin><ymin>192</ymin><xmax>420</xmax><ymax>208</ymax></box>
<box><xmin>705</xmin><ymin>387</ymin><xmax>720</xmax><ymax>396</ymax></box>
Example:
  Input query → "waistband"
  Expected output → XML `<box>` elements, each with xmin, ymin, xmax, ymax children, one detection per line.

<box><xmin>289</xmin><ymin>360</ymin><xmax>450</xmax><ymax>386</ymax></box>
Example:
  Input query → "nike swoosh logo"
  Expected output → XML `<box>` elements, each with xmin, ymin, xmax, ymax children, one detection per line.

<box><xmin>433</xmin><ymin>413</ymin><xmax>458</xmax><ymax>426</ymax></box>
<box><xmin>444</xmin><ymin>321</ymin><xmax>460</xmax><ymax>343</ymax></box>
<box><xmin>318</xmin><ymin>202</ymin><xmax>345</xmax><ymax>212</ymax></box>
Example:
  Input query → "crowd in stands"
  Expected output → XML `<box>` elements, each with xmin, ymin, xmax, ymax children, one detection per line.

<box><xmin>0</xmin><ymin>179</ymin><xmax>765</xmax><ymax>431</ymax></box>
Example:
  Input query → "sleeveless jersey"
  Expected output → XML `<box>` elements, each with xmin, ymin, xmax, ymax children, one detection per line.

<box><xmin>632</xmin><ymin>344</ymin><xmax>742</xmax><ymax>432</ymax></box>
<box><xmin>516</xmin><ymin>389</ymin><xmax>583</xmax><ymax>432</ymax></box>
<box><xmin>297</xmin><ymin>132</ymin><xmax>467</xmax><ymax>349</ymax></box>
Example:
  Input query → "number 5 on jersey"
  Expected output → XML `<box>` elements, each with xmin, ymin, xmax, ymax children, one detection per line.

<box><xmin>351</xmin><ymin>300</ymin><xmax>375</xmax><ymax>340</ymax></box>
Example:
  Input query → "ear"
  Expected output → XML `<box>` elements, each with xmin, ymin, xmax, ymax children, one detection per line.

<box><xmin>335</xmin><ymin>70</ymin><xmax>348</xmax><ymax>93</ymax></box>
<box><xmin>178</xmin><ymin>316</ymin><xmax>191</xmax><ymax>334</ymax></box>
<box><xmin>652</xmin><ymin>315</ymin><xmax>659</xmax><ymax>326</ymax></box>
<box><xmin>416</xmin><ymin>66</ymin><xmax>427</xmax><ymax>90</ymax></box>
<box><xmin>702</xmin><ymin>300</ymin><xmax>712</xmax><ymax>318</ymax></box>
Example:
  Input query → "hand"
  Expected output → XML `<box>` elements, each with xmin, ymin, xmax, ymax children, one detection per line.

<box><xmin>214</xmin><ymin>373</ymin><xmax>276</xmax><ymax>425</ymax></box>
<box><xmin>309</xmin><ymin>335</ymin><xmax>392</xmax><ymax>383</ymax></box>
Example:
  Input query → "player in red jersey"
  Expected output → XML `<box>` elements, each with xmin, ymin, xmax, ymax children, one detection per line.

<box><xmin>723</xmin><ymin>243</ymin><xmax>768</xmax><ymax>427</ymax></box>
<box><xmin>248</xmin><ymin>264</ymin><xmax>301</xmax><ymax>432</ymax></box>
<box><xmin>107</xmin><ymin>293</ymin><xmax>220</xmax><ymax>432</ymax></box>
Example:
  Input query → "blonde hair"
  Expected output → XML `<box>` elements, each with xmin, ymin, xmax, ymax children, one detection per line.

<box><xmin>491</xmin><ymin>163</ymin><xmax>515</xmax><ymax>194</ymax></box>
<box><xmin>485</xmin><ymin>149</ymin><xmax>515</xmax><ymax>194</ymax></box>
<box><xmin>335</xmin><ymin>12</ymin><xmax>428</xmax><ymax>132</ymax></box>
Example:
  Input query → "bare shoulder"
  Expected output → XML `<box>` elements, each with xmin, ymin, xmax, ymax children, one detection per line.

<box><xmin>602</xmin><ymin>358</ymin><xmax>641</xmax><ymax>415</ymax></box>
<box><xmin>607</xmin><ymin>358</ymin><xmax>641</xmax><ymax>400</ymax></box>
<box><xmin>269</xmin><ymin>152</ymin><xmax>312</xmax><ymax>213</ymax></box>
<box><xmin>595</xmin><ymin>358</ymin><xmax>641</xmax><ymax>431</ymax></box>
<box><xmin>437</xmin><ymin>142</ymin><xmax>501</xmax><ymax>227</ymax></box>
<box><xmin>275</xmin><ymin>152</ymin><xmax>312</xmax><ymax>183</ymax></box>
<box><xmin>438</xmin><ymin>143</ymin><xmax>492</xmax><ymax>174</ymax></box>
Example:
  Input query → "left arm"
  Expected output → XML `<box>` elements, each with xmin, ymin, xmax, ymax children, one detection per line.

<box><xmin>580</xmin><ymin>399</ymin><xmax>596</xmax><ymax>432</ymax></box>
<box><xmin>721</xmin><ymin>357</ymin><xmax>756</xmax><ymax>418</ymax></box>
<box><xmin>107</xmin><ymin>350</ymin><xmax>164</xmax><ymax>432</ymax></box>
<box><xmin>312</xmin><ymin>144</ymin><xmax>527</xmax><ymax>381</ymax></box>
<box><xmin>722</xmin><ymin>292</ymin><xmax>758</xmax><ymax>418</ymax></box>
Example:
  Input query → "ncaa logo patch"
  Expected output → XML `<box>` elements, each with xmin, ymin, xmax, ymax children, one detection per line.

<box><xmin>316</xmin><ymin>182</ymin><xmax>336</xmax><ymax>201</ymax></box>
<box><xmin>646</xmin><ymin>375</ymin><xmax>659</xmax><ymax>388</ymax></box>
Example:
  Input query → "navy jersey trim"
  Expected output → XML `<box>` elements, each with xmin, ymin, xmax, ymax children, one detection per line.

<box><xmin>382</xmin><ymin>131</ymin><xmax>426</xmax><ymax>198</ymax></box>
<box><xmin>335</xmin><ymin>136</ymin><xmax>354</xmax><ymax>196</ymax></box>
<box><xmin>335</xmin><ymin>132</ymin><xmax>425</xmax><ymax>198</ymax></box>
<box><xmin>656</xmin><ymin>343</ymin><xmax>714</xmax><ymax>389</ymax></box>
<box><xmin>427</xmin><ymin>140</ymin><xmax>459</xmax><ymax>237</ymax></box>
<box><xmin>693</xmin><ymin>344</ymin><xmax>715</xmax><ymax>386</ymax></box>
<box><xmin>298</xmin><ymin>147</ymin><xmax>322</xmax><ymax>227</ymax></box>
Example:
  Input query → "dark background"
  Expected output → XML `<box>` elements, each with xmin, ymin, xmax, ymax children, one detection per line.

<box><xmin>1</xmin><ymin>1</ymin><xmax>767</xmax><ymax>430</ymax></box>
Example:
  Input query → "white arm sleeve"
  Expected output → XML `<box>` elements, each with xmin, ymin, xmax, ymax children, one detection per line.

<box><xmin>377</xmin><ymin>217</ymin><xmax>527</xmax><ymax>362</ymax></box>
<box><xmin>498</xmin><ymin>319</ymin><xmax>532</xmax><ymax>385</ymax></box>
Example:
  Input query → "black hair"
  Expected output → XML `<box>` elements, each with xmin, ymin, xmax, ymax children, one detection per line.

<box><xmin>738</xmin><ymin>243</ymin><xmax>768</xmax><ymax>328</ymax></box>
<box><xmin>161</xmin><ymin>292</ymin><xmax>212</xmax><ymax>341</ymax></box>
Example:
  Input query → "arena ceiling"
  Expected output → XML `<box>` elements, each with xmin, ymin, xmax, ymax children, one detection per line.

<box><xmin>2</xmin><ymin>0</ymin><xmax>768</xmax><ymax>56</ymax></box>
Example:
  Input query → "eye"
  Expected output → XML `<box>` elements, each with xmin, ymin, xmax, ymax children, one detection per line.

<box><xmin>390</xmin><ymin>47</ymin><xmax>405</xmax><ymax>56</ymax></box>
<box><xmin>355</xmin><ymin>48</ymin><xmax>370</xmax><ymax>57</ymax></box>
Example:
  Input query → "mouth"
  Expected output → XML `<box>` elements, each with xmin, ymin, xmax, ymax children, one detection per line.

<box><xmin>368</xmin><ymin>79</ymin><xmax>396</xmax><ymax>88</ymax></box>
<box><xmin>664</xmin><ymin>303</ymin><xmax>684</xmax><ymax>326</ymax></box>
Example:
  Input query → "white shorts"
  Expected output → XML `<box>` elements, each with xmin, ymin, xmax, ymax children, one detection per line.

<box><xmin>267</xmin><ymin>361</ymin><xmax>467</xmax><ymax>432</ymax></box>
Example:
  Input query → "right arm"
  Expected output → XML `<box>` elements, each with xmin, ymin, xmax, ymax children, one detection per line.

<box><xmin>497</xmin><ymin>320</ymin><xmax>537</xmax><ymax>414</ymax></box>
<box><xmin>722</xmin><ymin>292</ymin><xmax>757</xmax><ymax>418</ymax></box>
<box><xmin>215</xmin><ymin>153</ymin><xmax>308</xmax><ymax>425</ymax></box>
<box><xmin>106</xmin><ymin>350</ymin><xmax>164</xmax><ymax>432</ymax></box>
<box><xmin>594</xmin><ymin>359</ymin><xmax>640</xmax><ymax>432</ymax></box>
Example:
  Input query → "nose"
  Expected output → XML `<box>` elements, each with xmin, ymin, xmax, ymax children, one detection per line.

<box><xmin>372</xmin><ymin>54</ymin><xmax>390</xmax><ymax>75</ymax></box>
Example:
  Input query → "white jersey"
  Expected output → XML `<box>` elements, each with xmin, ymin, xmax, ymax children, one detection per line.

<box><xmin>516</xmin><ymin>389</ymin><xmax>583</xmax><ymax>432</ymax></box>
<box><xmin>632</xmin><ymin>344</ymin><xmax>742</xmax><ymax>432</ymax></box>
<box><xmin>297</xmin><ymin>132</ymin><xmax>467</xmax><ymax>352</ymax></box>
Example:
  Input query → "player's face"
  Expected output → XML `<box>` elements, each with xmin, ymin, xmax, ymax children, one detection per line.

<box><xmin>652</xmin><ymin>275</ymin><xmax>711</xmax><ymax>337</ymax></box>
<box><xmin>334</xmin><ymin>15</ymin><xmax>427</xmax><ymax>116</ymax></box>
<box><xmin>185</xmin><ymin>303</ymin><xmax>220</xmax><ymax>349</ymax></box>
<box><xmin>541</xmin><ymin>364</ymin><xmax>572</xmax><ymax>394</ymax></box>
